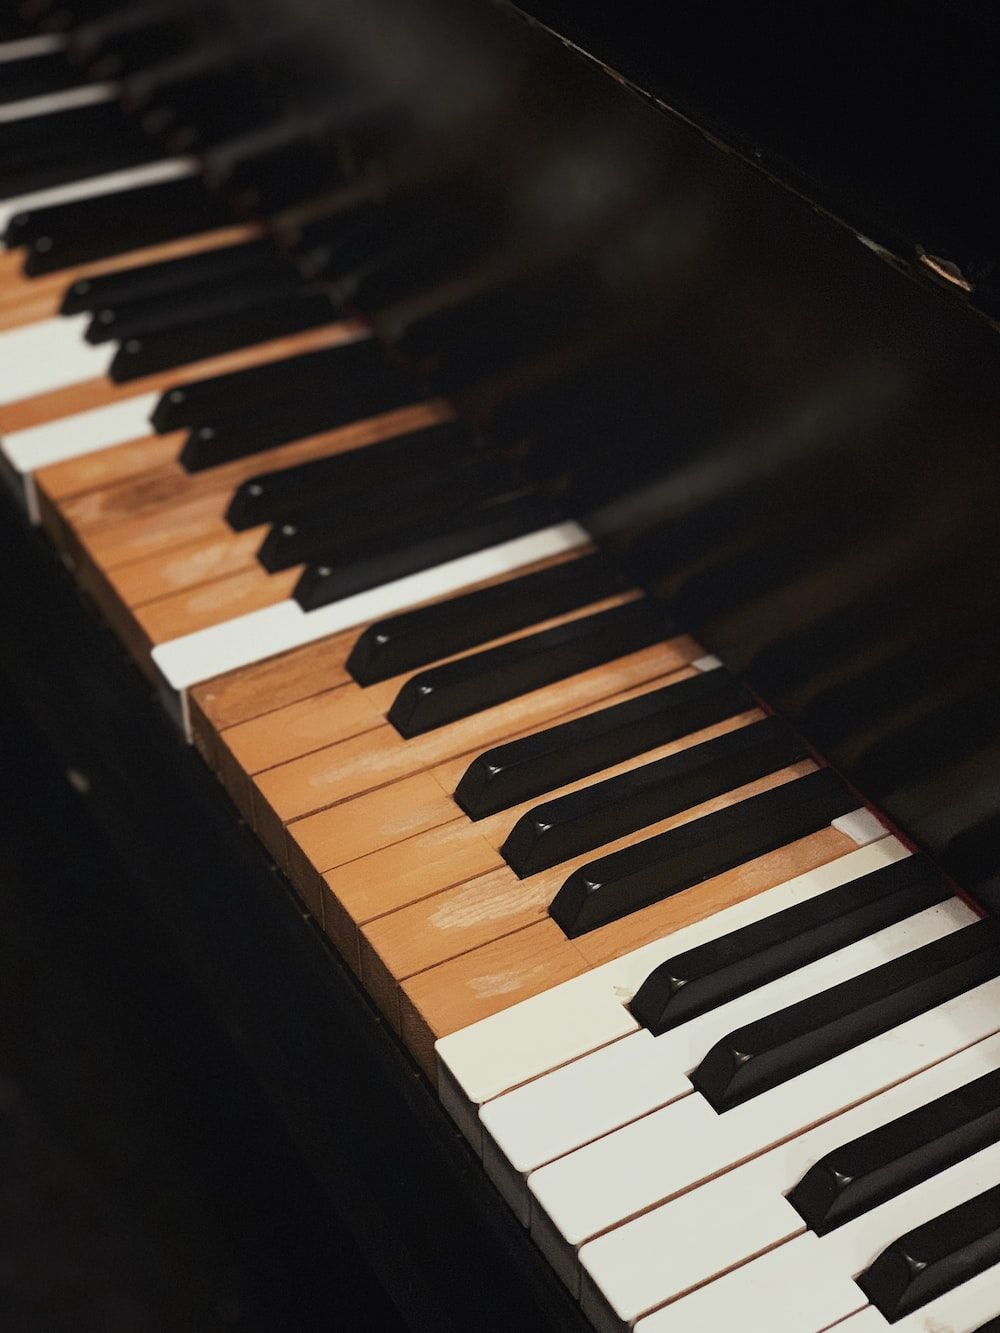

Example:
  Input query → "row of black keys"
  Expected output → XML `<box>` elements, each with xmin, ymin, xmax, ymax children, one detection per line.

<box><xmin>325</xmin><ymin>554</ymin><xmax>841</xmax><ymax>938</ymax></box>
<box><xmin>1</xmin><ymin>2</ymin><xmax>430</xmax><ymax>257</ymax></box>
<box><xmin>3</xmin><ymin>202</ymin><xmax>592</xmax><ymax>605</ymax></box>
<box><xmin>350</xmin><ymin>570</ymin><xmax>1000</xmax><ymax>1149</ymax></box>
<box><xmin>642</xmin><ymin>847</ymin><xmax>1000</xmax><ymax>1323</ymax></box>
<box><xmin>4</xmin><ymin>193</ymin><xmax>601</xmax><ymax>612</ymax></box>
<box><xmin>1</xmin><ymin>3</ymin><xmax>345</xmax><ymax>205</ymax></box>
<box><xmin>337</xmin><ymin>557</ymin><xmax>851</xmax><ymax>937</ymax></box>
<box><xmin>10</xmin><ymin>217</ymin><xmax>597</xmax><ymax>612</ymax></box>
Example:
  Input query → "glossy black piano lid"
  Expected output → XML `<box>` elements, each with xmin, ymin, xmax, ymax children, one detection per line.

<box><xmin>509</xmin><ymin>1</ymin><xmax>1000</xmax><ymax>290</ymax></box>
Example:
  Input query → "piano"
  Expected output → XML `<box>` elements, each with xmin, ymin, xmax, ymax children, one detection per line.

<box><xmin>2</xmin><ymin>2</ymin><xmax>1000</xmax><ymax>1328</ymax></box>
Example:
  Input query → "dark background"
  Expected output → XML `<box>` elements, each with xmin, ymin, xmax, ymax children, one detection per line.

<box><xmin>0</xmin><ymin>686</ymin><xmax>406</xmax><ymax>1332</ymax></box>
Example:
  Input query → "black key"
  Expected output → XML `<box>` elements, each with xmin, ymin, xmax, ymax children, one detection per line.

<box><xmin>132</xmin><ymin>52</ymin><xmax>276</xmax><ymax>146</ymax></box>
<box><xmin>300</xmin><ymin>181</ymin><xmax>470</xmax><ymax>280</ymax></box>
<box><xmin>0</xmin><ymin>100</ymin><xmax>130</xmax><ymax>165</ymax></box>
<box><xmin>294</xmin><ymin>495</ymin><xmax>566</xmax><ymax>613</ymax></box>
<box><xmin>0</xmin><ymin>122</ymin><xmax>158</xmax><ymax>204</ymax></box>
<box><xmin>60</xmin><ymin>238</ymin><xmax>280</xmax><ymax>313</ymax></box>
<box><xmin>790</xmin><ymin>1063</ymin><xmax>1000</xmax><ymax>1236</ymax></box>
<box><xmin>85</xmin><ymin>265</ymin><xmax>305</xmax><ymax>344</ymax></box>
<box><xmin>109</xmin><ymin>291</ymin><xmax>340</xmax><ymax>381</ymax></box>
<box><xmin>0</xmin><ymin>53</ymin><xmax>80</xmax><ymax>104</ymax></box>
<box><xmin>857</xmin><ymin>1181</ymin><xmax>1000</xmax><ymax>1321</ymax></box>
<box><xmin>180</xmin><ymin>365</ymin><xmax>423</xmax><ymax>471</ymax></box>
<box><xmin>455</xmin><ymin>670</ymin><xmax>753</xmax><ymax>820</ymax></box>
<box><xmin>220</xmin><ymin>133</ymin><xmax>347</xmax><ymax>215</ymax></box>
<box><xmin>972</xmin><ymin>1319</ymin><xmax>1000</xmax><ymax>1332</ymax></box>
<box><xmin>260</xmin><ymin>459</ymin><xmax>529</xmax><ymax>573</ymax></box>
<box><xmin>388</xmin><ymin>599</ymin><xmax>673</xmax><ymax>740</ymax></box>
<box><xmin>83</xmin><ymin>12</ymin><xmax>202</xmax><ymax>80</ymax></box>
<box><xmin>550</xmin><ymin>768</ymin><xmax>855</xmax><ymax>939</ymax></box>
<box><xmin>502</xmin><ymin>717</ymin><xmax>808</xmax><ymax>878</ymax></box>
<box><xmin>226</xmin><ymin>420</ymin><xmax>474</xmax><ymax>529</ymax></box>
<box><xmin>1</xmin><ymin>120</ymin><xmax>151</xmax><ymax>200</ymax></box>
<box><xmin>632</xmin><ymin>854</ymin><xmax>949</xmax><ymax>1036</ymax></box>
<box><xmin>691</xmin><ymin>917</ymin><xmax>1000</xmax><ymax>1112</ymax></box>
<box><xmin>347</xmin><ymin>553</ymin><xmax>628</xmax><ymax>686</ymax></box>
<box><xmin>150</xmin><ymin>339</ymin><xmax>383</xmax><ymax>432</ymax></box>
<box><xmin>15</xmin><ymin>178</ymin><xmax>231</xmax><ymax>275</ymax></box>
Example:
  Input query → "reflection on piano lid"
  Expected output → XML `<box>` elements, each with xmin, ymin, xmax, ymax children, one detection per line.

<box><xmin>2</xmin><ymin>3</ymin><xmax>999</xmax><ymax>1330</ymax></box>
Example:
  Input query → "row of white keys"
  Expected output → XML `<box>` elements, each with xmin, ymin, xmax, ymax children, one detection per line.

<box><xmin>633</xmin><ymin>1133</ymin><xmax>1000</xmax><ymax>1332</ymax></box>
<box><xmin>436</xmin><ymin>839</ymin><xmax>910</xmax><ymax>1147</ymax></box>
<box><xmin>579</xmin><ymin>1031</ymin><xmax>1000</xmax><ymax>1330</ymax></box>
<box><xmin>479</xmin><ymin>893</ymin><xmax>973</xmax><ymax>1221</ymax></box>
<box><xmin>0</xmin><ymin>156</ymin><xmax>196</xmax><ymax>234</ymax></box>
<box><xmin>839</xmin><ymin>1266</ymin><xmax>1000</xmax><ymax>1333</ymax></box>
<box><xmin>527</xmin><ymin>972</ymin><xmax>1000</xmax><ymax>1291</ymax></box>
<box><xmin>0</xmin><ymin>81</ymin><xmax>116</xmax><ymax>125</ymax></box>
<box><xmin>155</xmin><ymin>520</ymin><xmax>592</xmax><ymax>732</ymax></box>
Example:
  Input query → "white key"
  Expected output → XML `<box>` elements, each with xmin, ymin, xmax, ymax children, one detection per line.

<box><xmin>1</xmin><ymin>392</ymin><xmax>159</xmax><ymax>520</ymax></box>
<box><xmin>690</xmin><ymin>653</ymin><xmax>723</xmax><ymax>672</ymax></box>
<box><xmin>832</xmin><ymin>808</ymin><xmax>889</xmax><ymax>846</ymax></box>
<box><xmin>579</xmin><ymin>1032</ymin><xmax>1000</xmax><ymax>1330</ymax></box>
<box><xmin>0</xmin><ymin>316</ymin><xmax>116</xmax><ymax>404</ymax></box>
<box><xmin>636</xmin><ymin>1235</ymin><xmax>862</xmax><ymax>1333</ymax></box>
<box><xmin>636</xmin><ymin>1138</ymin><xmax>1000</xmax><ymax>1333</ymax></box>
<box><xmin>527</xmin><ymin>974</ymin><xmax>1000</xmax><ymax>1290</ymax></box>
<box><xmin>0</xmin><ymin>157</ymin><xmax>196</xmax><ymax>234</ymax></box>
<box><xmin>437</xmin><ymin>840</ymin><xmax>911</xmax><ymax>1144</ymax></box>
<box><xmin>2</xmin><ymin>391</ymin><xmax>158</xmax><ymax>471</ymax></box>
<box><xmin>0</xmin><ymin>35</ymin><xmax>66</xmax><ymax>62</ymax></box>
<box><xmin>0</xmin><ymin>82</ymin><xmax>116</xmax><ymax>125</ymax></box>
<box><xmin>480</xmin><ymin>898</ymin><xmax>972</xmax><ymax>1214</ymax></box>
<box><xmin>152</xmin><ymin>520</ymin><xmax>591</xmax><ymax>730</ymax></box>
<box><xmin>837</xmin><ymin>1263</ymin><xmax>1000</xmax><ymax>1332</ymax></box>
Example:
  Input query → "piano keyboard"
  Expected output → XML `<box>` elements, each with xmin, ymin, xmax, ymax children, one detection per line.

<box><xmin>4</xmin><ymin>22</ymin><xmax>1000</xmax><ymax>1333</ymax></box>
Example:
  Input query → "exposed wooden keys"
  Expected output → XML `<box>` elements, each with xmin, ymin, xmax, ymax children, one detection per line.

<box><xmin>184</xmin><ymin>565</ymin><xmax>871</xmax><ymax>1078</ymax></box>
